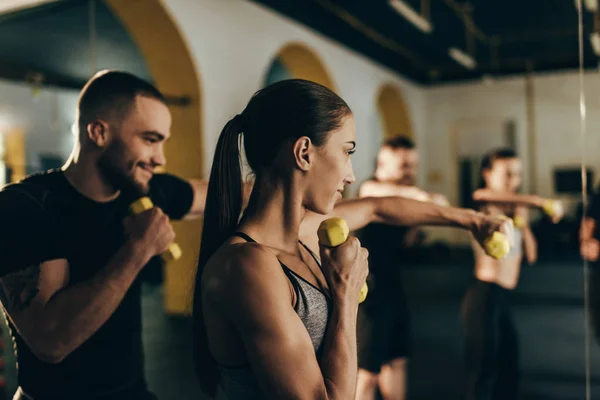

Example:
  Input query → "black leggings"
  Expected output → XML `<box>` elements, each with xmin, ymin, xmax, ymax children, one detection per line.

<box><xmin>461</xmin><ymin>279</ymin><xmax>519</xmax><ymax>400</ymax></box>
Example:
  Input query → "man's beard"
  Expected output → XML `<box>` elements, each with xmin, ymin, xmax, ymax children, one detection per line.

<box><xmin>97</xmin><ymin>143</ymin><xmax>149</xmax><ymax>197</ymax></box>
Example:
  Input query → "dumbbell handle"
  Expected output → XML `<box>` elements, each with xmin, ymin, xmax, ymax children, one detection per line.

<box><xmin>317</xmin><ymin>218</ymin><xmax>369</xmax><ymax>303</ymax></box>
<box><xmin>129</xmin><ymin>197</ymin><xmax>182</xmax><ymax>263</ymax></box>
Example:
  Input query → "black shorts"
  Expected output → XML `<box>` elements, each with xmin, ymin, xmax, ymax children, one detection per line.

<box><xmin>357</xmin><ymin>278</ymin><xmax>411</xmax><ymax>373</ymax></box>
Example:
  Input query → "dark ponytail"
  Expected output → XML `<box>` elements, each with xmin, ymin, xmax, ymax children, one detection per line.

<box><xmin>193</xmin><ymin>114</ymin><xmax>244</xmax><ymax>395</ymax></box>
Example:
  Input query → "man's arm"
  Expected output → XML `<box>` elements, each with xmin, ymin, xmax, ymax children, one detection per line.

<box><xmin>183</xmin><ymin>179</ymin><xmax>208</xmax><ymax>220</ymax></box>
<box><xmin>359</xmin><ymin>180</ymin><xmax>431</xmax><ymax>202</ymax></box>
<box><xmin>428</xmin><ymin>192</ymin><xmax>451</xmax><ymax>207</ymax></box>
<box><xmin>580</xmin><ymin>217</ymin><xmax>600</xmax><ymax>262</ymax></box>
<box><xmin>0</xmin><ymin>242</ymin><xmax>151</xmax><ymax>364</ymax></box>
<box><xmin>472</xmin><ymin>189</ymin><xmax>545</xmax><ymax>208</ymax></box>
<box><xmin>516</xmin><ymin>207</ymin><xmax>537</xmax><ymax>264</ymax></box>
<box><xmin>473</xmin><ymin>189</ymin><xmax>563</xmax><ymax>223</ymax></box>
<box><xmin>208</xmin><ymin>245</ymin><xmax>358</xmax><ymax>399</ymax></box>
<box><xmin>582</xmin><ymin>217</ymin><xmax>596</xmax><ymax>241</ymax></box>
<box><xmin>300</xmin><ymin>197</ymin><xmax>496</xmax><ymax>252</ymax></box>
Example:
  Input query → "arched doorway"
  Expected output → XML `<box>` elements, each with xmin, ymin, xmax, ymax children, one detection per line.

<box><xmin>106</xmin><ymin>0</ymin><xmax>203</xmax><ymax>315</ymax></box>
<box><xmin>264</xmin><ymin>42</ymin><xmax>337</xmax><ymax>91</ymax></box>
<box><xmin>377</xmin><ymin>84</ymin><xmax>414</xmax><ymax>140</ymax></box>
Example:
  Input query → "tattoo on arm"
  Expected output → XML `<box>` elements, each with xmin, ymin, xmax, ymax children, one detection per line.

<box><xmin>0</xmin><ymin>265</ymin><xmax>41</xmax><ymax>312</ymax></box>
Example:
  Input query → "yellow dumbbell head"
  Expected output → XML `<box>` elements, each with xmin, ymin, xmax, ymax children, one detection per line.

<box><xmin>129</xmin><ymin>197</ymin><xmax>154</xmax><ymax>215</ymax></box>
<box><xmin>317</xmin><ymin>217</ymin><xmax>349</xmax><ymax>247</ymax></box>
<box><xmin>161</xmin><ymin>243</ymin><xmax>182</xmax><ymax>262</ymax></box>
<box><xmin>359</xmin><ymin>283</ymin><xmax>369</xmax><ymax>303</ymax></box>
<box><xmin>513</xmin><ymin>215</ymin><xmax>526</xmax><ymax>229</ymax></box>
<box><xmin>542</xmin><ymin>200</ymin><xmax>562</xmax><ymax>218</ymax></box>
<box><xmin>317</xmin><ymin>217</ymin><xmax>369</xmax><ymax>304</ymax></box>
<box><xmin>484</xmin><ymin>231</ymin><xmax>511</xmax><ymax>260</ymax></box>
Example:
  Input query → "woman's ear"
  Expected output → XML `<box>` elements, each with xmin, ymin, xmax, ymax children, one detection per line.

<box><xmin>292</xmin><ymin>136</ymin><xmax>313</xmax><ymax>172</ymax></box>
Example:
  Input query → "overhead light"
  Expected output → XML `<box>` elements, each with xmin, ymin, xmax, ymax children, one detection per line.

<box><xmin>449</xmin><ymin>47</ymin><xmax>477</xmax><ymax>70</ymax></box>
<box><xmin>574</xmin><ymin>0</ymin><xmax>598</xmax><ymax>11</ymax></box>
<box><xmin>388</xmin><ymin>0</ymin><xmax>433</xmax><ymax>34</ymax></box>
<box><xmin>591</xmin><ymin>32</ymin><xmax>600</xmax><ymax>56</ymax></box>
<box><xmin>586</xmin><ymin>0</ymin><xmax>598</xmax><ymax>11</ymax></box>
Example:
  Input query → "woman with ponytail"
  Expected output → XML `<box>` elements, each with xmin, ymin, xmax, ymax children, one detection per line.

<box><xmin>193</xmin><ymin>79</ymin><xmax>511</xmax><ymax>400</ymax></box>
<box><xmin>461</xmin><ymin>148</ymin><xmax>563</xmax><ymax>400</ymax></box>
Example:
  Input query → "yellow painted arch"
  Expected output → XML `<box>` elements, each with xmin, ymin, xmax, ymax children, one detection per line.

<box><xmin>377</xmin><ymin>84</ymin><xmax>414</xmax><ymax>140</ymax></box>
<box><xmin>3</xmin><ymin>128</ymin><xmax>26</xmax><ymax>182</ymax></box>
<box><xmin>106</xmin><ymin>0</ymin><xmax>202</xmax><ymax>315</ymax></box>
<box><xmin>275</xmin><ymin>42</ymin><xmax>337</xmax><ymax>92</ymax></box>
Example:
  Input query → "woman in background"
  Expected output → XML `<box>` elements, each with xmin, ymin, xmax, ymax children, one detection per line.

<box><xmin>462</xmin><ymin>147</ymin><xmax>562</xmax><ymax>400</ymax></box>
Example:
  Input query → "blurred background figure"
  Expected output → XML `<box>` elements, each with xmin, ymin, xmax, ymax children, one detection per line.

<box><xmin>354</xmin><ymin>136</ymin><xmax>450</xmax><ymax>400</ymax></box>
<box><xmin>461</xmin><ymin>148</ymin><xmax>561</xmax><ymax>400</ymax></box>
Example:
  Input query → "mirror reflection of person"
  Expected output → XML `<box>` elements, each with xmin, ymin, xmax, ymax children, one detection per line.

<box><xmin>462</xmin><ymin>148</ymin><xmax>561</xmax><ymax>400</ymax></box>
<box><xmin>354</xmin><ymin>136</ymin><xmax>449</xmax><ymax>400</ymax></box>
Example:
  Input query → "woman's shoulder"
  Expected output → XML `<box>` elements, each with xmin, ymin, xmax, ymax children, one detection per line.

<box><xmin>203</xmin><ymin>241</ymin><xmax>290</xmax><ymax>306</ymax></box>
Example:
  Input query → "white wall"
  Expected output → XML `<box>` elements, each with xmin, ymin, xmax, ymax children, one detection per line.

<box><xmin>425</xmin><ymin>71</ymin><xmax>600</xmax><ymax>198</ymax></box>
<box><xmin>161</xmin><ymin>0</ymin><xmax>427</xmax><ymax>193</ymax></box>
<box><xmin>424</xmin><ymin>77</ymin><xmax>528</xmax><ymax>201</ymax></box>
<box><xmin>0</xmin><ymin>78</ymin><xmax>78</xmax><ymax>172</ymax></box>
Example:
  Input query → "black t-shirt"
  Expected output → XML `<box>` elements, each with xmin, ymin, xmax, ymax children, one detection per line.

<box><xmin>0</xmin><ymin>169</ymin><xmax>194</xmax><ymax>398</ymax></box>
<box><xmin>359</xmin><ymin>223</ymin><xmax>412</xmax><ymax>286</ymax></box>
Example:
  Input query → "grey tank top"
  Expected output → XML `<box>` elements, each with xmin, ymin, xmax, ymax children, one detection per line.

<box><xmin>216</xmin><ymin>232</ymin><xmax>331</xmax><ymax>400</ymax></box>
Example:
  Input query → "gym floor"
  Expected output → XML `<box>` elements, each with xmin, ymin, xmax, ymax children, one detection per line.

<box><xmin>0</xmin><ymin>252</ymin><xmax>597</xmax><ymax>399</ymax></box>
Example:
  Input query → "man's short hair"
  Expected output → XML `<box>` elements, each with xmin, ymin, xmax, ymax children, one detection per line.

<box><xmin>382</xmin><ymin>135</ymin><xmax>415</xmax><ymax>150</ymax></box>
<box><xmin>77</xmin><ymin>70</ymin><xmax>165</xmax><ymax>133</ymax></box>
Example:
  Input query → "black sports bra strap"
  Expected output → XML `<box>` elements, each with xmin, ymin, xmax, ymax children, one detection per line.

<box><xmin>299</xmin><ymin>241</ymin><xmax>322</xmax><ymax>267</ymax></box>
<box><xmin>231</xmin><ymin>231</ymin><xmax>305</xmax><ymax>299</ymax></box>
<box><xmin>231</xmin><ymin>231</ymin><xmax>256</xmax><ymax>243</ymax></box>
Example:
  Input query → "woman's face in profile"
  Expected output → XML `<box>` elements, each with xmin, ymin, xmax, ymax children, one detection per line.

<box><xmin>303</xmin><ymin>115</ymin><xmax>357</xmax><ymax>214</ymax></box>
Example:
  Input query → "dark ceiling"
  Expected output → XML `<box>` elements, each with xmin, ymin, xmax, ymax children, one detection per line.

<box><xmin>253</xmin><ymin>0</ymin><xmax>599</xmax><ymax>84</ymax></box>
<box><xmin>0</xmin><ymin>0</ymin><xmax>597</xmax><ymax>89</ymax></box>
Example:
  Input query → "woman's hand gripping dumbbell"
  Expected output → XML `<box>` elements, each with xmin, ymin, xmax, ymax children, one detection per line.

<box><xmin>318</xmin><ymin>218</ymin><xmax>369</xmax><ymax>304</ymax></box>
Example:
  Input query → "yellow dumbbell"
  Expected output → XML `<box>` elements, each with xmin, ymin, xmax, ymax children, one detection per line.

<box><xmin>513</xmin><ymin>215</ymin><xmax>526</xmax><ymax>229</ymax></box>
<box><xmin>129</xmin><ymin>197</ymin><xmax>182</xmax><ymax>263</ymax></box>
<box><xmin>495</xmin><ymin>213</ymin><xmax>525</xmax><ymax>230</ymax></box>
<box><xmin>317</xmin><ymin>217</ymin><xmax>369</xmax><ymax>303</ymax></box>
<box><xmin>484</xmin><ymin>215</ymin><xmax>512</xmax><ymax>260</ymax></box>
<box><xmin>484</xmin><ymin>232</ymin><xmax>511</xmax><ymax>260</ymax></box>
<box><xmin>542</xmin><ymin>200</ymin><xmax>563</xmax><ymax>219</ymax></box>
